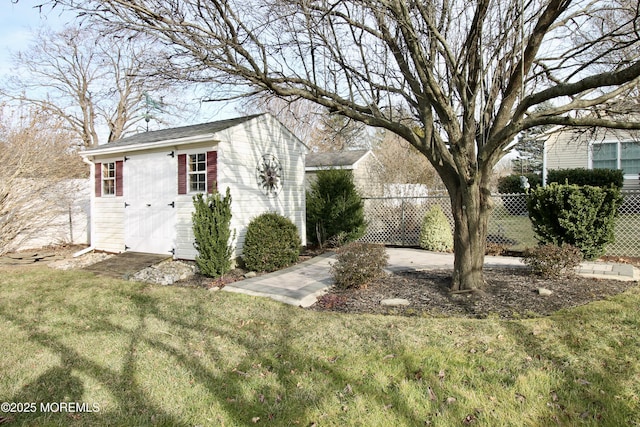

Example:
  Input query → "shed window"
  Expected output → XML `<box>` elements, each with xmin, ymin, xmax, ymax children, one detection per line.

<box><xmin>102</xmin><ymin>162</ymin><xmax>116</xmax><ymax>196</ymax></box>
<box><xmin>178</xmin><ymin>151</ymin><xmax>217</xmax><ymax>195</ymax></box>
<box><xmin>188</xmin><ymin>153</ymin><xmax>207</xmax><ymax>192</ymax></box>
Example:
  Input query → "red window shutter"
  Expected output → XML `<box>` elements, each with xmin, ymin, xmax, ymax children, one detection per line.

<box><xmin>178</xmin><ymin>154</ymin><xmax>187</xmax><ymax>194</ymax></box>
<box><xmin>94</xmin><ymin>162</ymin><xmax>102</xmax><ymax>197</ymax></box>
<box><xmin>115</xmin><ymin>160</ymin><xmax>124</xmax><ymax>196</ymax></box>
<box><xmin>207</xmin><ymin>151</ymin><xmax>217</xmax><ymax>193</ymax></box>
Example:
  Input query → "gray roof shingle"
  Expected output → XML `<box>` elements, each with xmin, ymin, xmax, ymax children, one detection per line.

<box><xmin>86</xmin><ymin>114</ymin><xmax>263</xmax><ymax>152</ymax></box>
<box><xmin>305</xmin><ymin>149</ymin><xmax>370</xmax><ymax>168</ymax></box>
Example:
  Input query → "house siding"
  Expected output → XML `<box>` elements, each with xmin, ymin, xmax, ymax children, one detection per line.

<box><xmin>173</xmin><ymin>116</ymin><xmax>306</xmax><ymax>260</ymax></box>
<box><xmin>545</xmin><ymin>128</ymin><xmax>640</xmax><ymax>189</ymax></box>
<box><xmin>545</xmin><ymin>131</ymin><xmax>589</xmax><ymax>171</ymax></box>
<box><xmin>304</xmin><ymin>151</ymin><xmax>384</xmax><ymax>197</ymax></box>
<box><xmin>352</xmin><ymin>154</ymin><xmax>384</xmax><ymax>197</ymax></box>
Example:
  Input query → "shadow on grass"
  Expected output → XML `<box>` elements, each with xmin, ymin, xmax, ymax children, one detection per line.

<box><xmin>2</xmin><ymin>267</ymin><xmax>638</xmax><ymax>425</ymax></box>
<box><xmin>0</xmin><ymin>268</ymin><xmax>432</xmax><ymax>426</ymax></box>
<box><xmin>502</xmin><ymin>296</ymin><xmax>640</xmax><ymax>425</ymax></box>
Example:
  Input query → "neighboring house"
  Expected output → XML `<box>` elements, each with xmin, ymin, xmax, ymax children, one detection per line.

<box><xmin>305</xmin><ymin>149</ymin><xmax>384</xmax><ymax>196</ymax></box>
<box><xmin>544</xmin><ymin>127</ymin><xmax>640</xmax><ymax>189</ymax></box>
<box><xmin>81</xmin><ymin>114</ymin><xmax>307</xmax><ymax>260</ymax></box>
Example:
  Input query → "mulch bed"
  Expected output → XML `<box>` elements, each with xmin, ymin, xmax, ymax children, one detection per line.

<box><xmin>309</xmin><ymin>268</ymin><xmax>638</xmax><ymax>319</ymax></box>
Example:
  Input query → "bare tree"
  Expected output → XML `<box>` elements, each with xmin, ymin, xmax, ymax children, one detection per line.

<box><xmin>0</xmin><ymin>104</ymin><xmax>87</xmax><ymax>254</ymax></box>
<box><xmin>2</xmin><ymin>25</ymin><xmax>183</xmax><ymax>147</ymax></box>
<box><xmin>243</xmin><ymin>95</ymin><xmax>368</xmax><ymax>152</ymax></box>
<box><xmin>52</xmin><ymin>0</ymin><xmax>640</xmax><ymax>290</ymax></box>
<box><xmin>373</xmin><ymin>130</ymin><xmax>444</xmax><ymax>191</ymax></box>
<box><xmin>241</xmin><ymin>95</ymin><xmax>324</xmax><ymax>144</ymax></box>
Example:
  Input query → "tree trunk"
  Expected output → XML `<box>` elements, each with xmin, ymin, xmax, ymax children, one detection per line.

<box><xmin>449</xmin><ymin>181</ymin><xmax>493</xmax><ymax>291</ymax></box>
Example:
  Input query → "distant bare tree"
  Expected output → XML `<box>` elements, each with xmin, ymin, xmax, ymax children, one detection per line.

<box><xmin>1</xmin><ymin>25</ymin><xmax>183</xmax><ymax>147</ymax></box>
<box><xmin>373</xmin><ymin>130</ymin><xmax>444</xmax><ymax>191</ymax></box>
<box><xmin>243</xmin><ymin>95</ymin><xmax>368</xmax><ymax>152</ymax></box>
<box><xmin>0</xmin><ymin>104</ymin><xmax>86</xmax><ymax>254</ymax></box>
<box><xmin>52</xmin><ymin>0</ymin><xmax>640</xmax><ymax>290</ymax></box>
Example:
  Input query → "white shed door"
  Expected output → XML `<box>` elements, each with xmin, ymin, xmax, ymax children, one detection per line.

<box><xmin>124</xmin><ymin>151</ymin><xmax>177</xmax><ymax>254</ymax></box>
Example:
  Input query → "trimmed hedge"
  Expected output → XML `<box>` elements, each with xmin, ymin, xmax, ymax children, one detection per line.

<box><xmin>527</xmin><ymin>183</ymin><xmax>623</xmax><ymax>260</ymax></box>
<box><xmin>242</xmin><ymin>212</ymin><xmax>301</xmax><ymax>272</ymax></box>
<box><xmin>547</xmin><ymin>168</ymin><xmax>624</xmax><ymax>189</ymax></box>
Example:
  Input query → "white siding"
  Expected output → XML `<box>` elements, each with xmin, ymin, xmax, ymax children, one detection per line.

<box><xmin>175</xmin><ymin>196</ymin><xmax>200</xmax><ymax>260</ymax></box>
<box><xmin>216</xmin><ymin>114</ymin><xmax>307</xmax><ymax>258</ymax></box>
<box><xmin>92</xmin><ymin>197</ymin><xmax>125</xmax><ymax>253</ymax></box>
<box><xmin>545</xmin><ymin>131</ymin><xmax>589</xmax><ymax>171</ymax></box>
<box><xmin>352</xmin><ymin>154</ymin><xmax>384</xmax><ymax>197</ymax></box>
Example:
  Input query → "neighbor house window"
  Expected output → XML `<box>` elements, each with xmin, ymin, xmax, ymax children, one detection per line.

<box><xmin>188</xmin><ymin>153</ymin><xmax>207</xmax><ymax>192</ymax></box>
<box><xmin>102</xmin><ymin>162</ymin><xmax>116</xmax><ymax>196</ymax></box>
<box><xmin>621</xmin><ymin>142</ymin><xmax>640</xmax><ymax>174</ymax></box>
<box><xmin>593</xmin><ymin>141</ymin><xmax>640</xmax><ymax>174</ymax></box>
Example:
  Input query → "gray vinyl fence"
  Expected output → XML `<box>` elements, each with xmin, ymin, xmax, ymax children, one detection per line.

<box><xmin>360</xmin><ymin>190</ymin><xmax>640</xmax><ymax>257</ymax></box>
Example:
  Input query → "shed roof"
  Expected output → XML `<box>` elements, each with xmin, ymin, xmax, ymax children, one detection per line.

<box><xmin>305</xmin><ymin>149</ymin><xmax>371</xmax><ymax>170</ymax></box>
<box><xmin>83</xmin><ymin>114</ymin><xmax>263</xmax><ymax>155</ymax></box>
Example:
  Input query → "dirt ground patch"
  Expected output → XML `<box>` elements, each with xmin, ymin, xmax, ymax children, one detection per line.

<box><xmin>309</xmin><ymin>267</ymin><xmax>638</xmax><ymax>319</ymax></box>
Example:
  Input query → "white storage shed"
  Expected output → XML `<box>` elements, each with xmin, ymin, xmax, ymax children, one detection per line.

<box><xmin>81</xmin><ymin>113</ymin><xmax>307</xmax><ymax>260</ymax></box>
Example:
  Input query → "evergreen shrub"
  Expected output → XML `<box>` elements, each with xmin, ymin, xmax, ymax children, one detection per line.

<box><xmin>192</xmin><ymin>188</ymin><xmax>236</xmax><ymax>277</ymax></box>
<box><xmin>330</xmin><ymin>242</ymin><xmax>388</xmax><ymax>290</ymax></box>
<box><xmin>419</xmin><ymin>205</ymin><xmax>453</xmax><ymax>252</ymax></box>
<box><xmin>243</xmin><ymin>212</ymin><xmax>301</xmax><ymax>272</ymax></box>
<box><xmin>306</xmin><ymin>169</ymin><xmax>366</xmax><ymax>247</ymax></box>
<box><xmin>527</xmin><ymin>183</ymin><xmax>622</xmax><ymax>260</ymax></box>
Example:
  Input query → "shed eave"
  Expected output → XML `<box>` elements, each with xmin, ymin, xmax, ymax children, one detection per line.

<box><xmin>305</xmin><ymin>165</ymin><xmax>354</xmax><ymax>172</ymax></box>
<box><xmin>80</xmin><ymin>134</ymin><xmax>220</xmax><ymax>157</ymax></box>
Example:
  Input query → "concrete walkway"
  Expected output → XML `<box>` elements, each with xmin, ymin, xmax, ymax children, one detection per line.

<box><xmin>222</xmin><ymin>248</ymin><xmax>640</xmax><ymax>307</ymax></box>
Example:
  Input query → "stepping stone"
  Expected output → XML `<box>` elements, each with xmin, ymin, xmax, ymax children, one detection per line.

<box><xmin>538</xmin><ymin>288</ymin><xmax>553</xmax><ymax>296</ymax></box>
<box><xmin>381</xmin><ymin>298</ymin><xmax>410</xmax><ymax>307</ymax></box>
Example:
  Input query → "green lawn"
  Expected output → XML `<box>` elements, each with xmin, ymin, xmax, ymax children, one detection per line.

<box><xmin>1</xmin><ymin>267</ymin><xmax>639</xmax><ymax>426</ymax></box>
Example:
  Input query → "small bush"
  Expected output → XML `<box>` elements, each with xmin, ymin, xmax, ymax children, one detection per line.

<box><xmin>527</xmin><ymin>183</ymin><xmax>622</xmax><ymax>260</ymax></box>
<box><xmin>547</xmin><ymin>168</ymin><xmax>624</xmax><ymax>189</ymax></box>
<box><xmin>330</xmin><ymin>242</ymin><xmax>388</xmax><ymax>290</ymax></box>
<box><xmin>419</xmin><ymin>205</ymin><xmax>453</xmax><ymax>252</ymax></box>
<box><xmin>306</xmin><ymin>169</ymin><xmax>366</xmax><ymax>247</ymax></box>
<box><xmin>522</xmin><ymin>244</ymin><xmax>583</xmax><ymax>278</ymax></box>
<box><xmin>242</xmin><ymin>212</ymin><xmax>301</xmax><ymax>272</ymax></box>
<box><xmin>192</xmin><ymin>188</ymin><xmax>235</xmax><ymax>278</ymax></box>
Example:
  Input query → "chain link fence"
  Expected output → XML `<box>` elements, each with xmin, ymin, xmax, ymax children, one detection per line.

<box><xmin>360</xmin><ymin>190</ymin><xmax>640</xmax><ymax>257</ymax></box>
